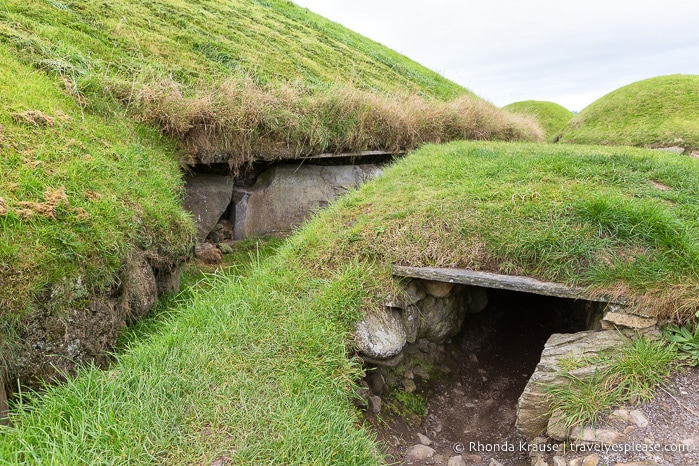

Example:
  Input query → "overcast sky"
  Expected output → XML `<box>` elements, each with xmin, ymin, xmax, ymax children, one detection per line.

<box><xmin>292</xmin><ymin>0</ymin><xmax>699</xmax><ymax>112</ymax></box>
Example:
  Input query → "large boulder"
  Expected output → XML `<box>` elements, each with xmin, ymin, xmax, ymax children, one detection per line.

<box><xmin>417</xmin><ymin>293</ymin><xmax>467</xmax><ymax>342</ymax></box>
<box><xmin>355</xmin><ymin>309</ymin><xmax>406</xmax><ymax>360</ymax></box>
<box><xmin>183</xmin><ymin>174</ymin><xmax>234</xmax><ymax>241</ymax></box>
<box><xmin>516</xmin><ymin>330</ymin><xmax>628</xmax><ymax>440</ymax></box>
<box><xmin>233</xmin><ymin>164</ymin><xmax>381</xmax><ymax>239</ymax></box>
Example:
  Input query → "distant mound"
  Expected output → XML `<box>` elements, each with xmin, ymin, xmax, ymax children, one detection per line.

<box><xmin>503</xmin><ymin>100</ymin><xmax>573</xmax><ymax>141</ymax></box>
<box><xmin>557</xmin><ymin>75</ymin><xmax>699</xmax><ymax>151</ymax></box>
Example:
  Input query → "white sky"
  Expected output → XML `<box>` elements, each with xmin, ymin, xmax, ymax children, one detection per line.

<box><xmin>292</xmin><ymin>0</ymin><xmax>699</xmax><ymax>112</ymax></box>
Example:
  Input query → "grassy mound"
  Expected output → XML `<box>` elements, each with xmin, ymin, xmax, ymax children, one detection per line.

<box><xmin>0</xmin><ymin>0</ymin><xmax>541</xmax><ymax>385</ymax></box>
<box><xmin>0</xmin><ymin>0</ymin><xmax>540</xmax><ymax>168</ymax></box>
<box><xmin>558</xmin><ymin>74</ymin><xmax>699</xmax><ymax>150</ymax></box>
<box><xmin>3</xmin><ymin>140</ymin><xmax>697</xmax><ymax>463</ymax></box>
<box><xmin>0</xmin><ymin>47</ymin><xmax>194</xmax><ymax>374</ymax></box>
<box><xmin>503</xmin><ymin>100</ymin><xmax>573</xmax><ymax>142</ymax></box>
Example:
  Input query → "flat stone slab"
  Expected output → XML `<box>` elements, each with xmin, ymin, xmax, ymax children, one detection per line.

<box><xmin>297</xmin><ymin>150</ymin><xmax>400</xmax><ymax>160</ymax></box>
<box><xmin>392</xmin><ymin>266</ymin><xmax>623</xmax><ymax>304</ymax></box>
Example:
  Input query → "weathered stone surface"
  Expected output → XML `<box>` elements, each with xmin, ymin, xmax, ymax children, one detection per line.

<box><xmin>629</xmin><ymin>409</ymin><xmax>649</xmax><ymax>428</ymax></box>
<box><xmin>547</xmin><ymin>409</ymin><xmax>571</xmax><ymax>440</ymax></box>
<box><xmin>417</xmin><ymin>294</ymin><xmax>466</xmax><ymax>342</ymax></box>
<box><xmin>601</xmin><ymin>310</ymin><xmax>656</xmax><ymax>330</ymax></box>
<box><xmin>183</xmin><ymin>174</ymin><xmax>234</xmax><ymax>241</ymax></box>
<box><xmin>571</xmin><ymin>426</ymin><xmax>625</xmax><ymax>445</ymax></box>
<box><xmin>581</xmin><ymin>453</ymin><xmax>600</xmax><ymax>466</ymax></box>
<box><xmin>405</xmin><ymin>444</ymin><xmax>435</xmax><ymax>461</ymax></box>
<box><xmin>516</xmin><ymin>330</ymin><xmax>628</xmax><ymax>440</ymax></box>
<box><xmin>233</xmin><ymin>164</ymin><xmax>380</xmax><ymax>239</ymax></box>
<box><xmin>448</xmin><ymin>455</ymin><xmax>467</xmax><ymax>466</ymax></box>
<box><xmin>403</xmin><ymin>304</ymin><xmax>420</xmax><ymax>344</ymax></box>
<box><xmin>154</xmin><ymin>264</ymin><xmax>182</xmax><ymax>296</ymax></box>
<box><xmin>404</xmin><ymin>280</ymin><xmax>427</xmax><ymax>305</ymax></box>
<box><xmin>17</xmin><ymin>297</ymin><xmax>123</xmax><ymax>388</ymax></box>
<box><xmin>393</xmin><ymin>266</ymin><xmax>622</xmax><ymax>303</ymax></box>
<box><xmin>417</xmin><ymin>433</ymin><xmax>433</xmax><ymax>446</ymax></box>
<box><xmin>368</xmin><ymin>395</ymin><xmax>382</xmax><ymax>414</ymax></box>
<box><xmin>194</xmin><ymin>242</ymin><xmax>223</xmax><ymax>265</ymax></box>
<box><xmin>122</xmin><ymin>254</ymin><xmax>158</xmax><ymax>321</ymax></box>
<box><xmin>355</xmin><ymin>309</ymin><xmax>406</xmax><ymax>359</ymax></box>
<box><xmin>423</xmin><ymin>279</ymin><xmax>455</xmax><ymax>298</ymax></box>
<box><xmin>654</xmin><ymin>146</ymin><xmax>685</xmax><ymax>154</ymax></box>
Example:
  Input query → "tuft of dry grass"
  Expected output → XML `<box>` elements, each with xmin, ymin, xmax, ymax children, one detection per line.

<box><xmin>127</xmin><ymin>79</ymin><xmax>543</xmax><ymax>170</ymax></box>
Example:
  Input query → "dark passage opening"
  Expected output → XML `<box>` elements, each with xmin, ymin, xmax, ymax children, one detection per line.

<box><xmin>374</xmin><ymin>287</ymin><xmax>600</xmax><ymax>465</ymax></box>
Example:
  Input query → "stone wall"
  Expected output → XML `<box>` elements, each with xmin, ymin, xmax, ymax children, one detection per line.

<box><xmin>354</xmin><ymin>279</ymin><xmax>488</xmax><ymax>361</ymax></box>
<box><xmin>183</xmin><ymin>163</ymin><xmax>382</xmax><ymax>243</ymax></box>
<box><xmin>9</xmin><ymin>253</ymin><xmax>181</xmax><ymax>392</ymax></box>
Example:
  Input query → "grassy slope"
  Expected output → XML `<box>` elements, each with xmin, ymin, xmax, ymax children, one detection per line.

<box><xmin>558</xmin><ymin>74</ymin><xmax>699</xmax><ymax>150</ymax></box>
<box><xmin>0</xmin><ymin>0</ymin><xmax>464</xmax><ymax>98</ymax></box>
<box><xmin>0</xmin><ymin>0</ymin><xmax>540</xmax><ymax>165</ymax></box>
<box><xmin>4</xmin><ymin>141</ymin><xmax>698</xmax><ymax>463</ymax></box>
<box><xmin>0</xmin><ymin>46</ymin><xmax>193</xmax><ymax>366</ymax></box>
<box><xmin>0</xmin><ymin>244</ymin><xmax>384</xmax><ymax>465</ymax></box>
<box><xmin>0</xmin><ymin>0</ymin><xmax>537</xmax><ymax>375</ymax></box>
<box><xmin>504</xmin><ymin>100</ymin><xmax>573</xmax><ymax>142</ymax></box>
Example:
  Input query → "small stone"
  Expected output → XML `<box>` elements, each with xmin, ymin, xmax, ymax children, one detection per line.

<box><xmin>611</xmin><ymin>408</ymin><xmax>630</xmax><ymax>421</ymax></box>
<box><xmin>417</xmin><ymin>433</ymin><xmax>433</xmax><ymax>446</ymax></box>
<box><xmin>570</xmin><ymin>426</ymin><xmax>625</xmax><ymax>445</ymax></box>
<box><xmin>462</xmin><ymin>455</ymin><xmax>482</xmax><ymax>463</ymax></box>
<box><xmin>468</xmin><ymin>353</ymin><xmax>478</xmax><ymax>364</ymax></box>
<box><xmin>413</xmin><ymin>366</ymin><xmax>430</xmax><ymax>380</ymax></box>
<box><xmin>629</xmin><ymin>409</ymin><xmax>649</xmax><ymax>428</ymax></box>
<box><xmin>654</xmin><ymin>146</ymin><xmax>685</xmax><ymax>154</ymax></box>
<box><xmin>368</xmin><ymin>395</ymin><xmax>382</xmax><ymax>414</ymax></box>
<box><xmin>568</xmin><ymin>459</ymin><xmax>582</xmax><ymax>466</ymax></box>
<box><xmin>552</xmin><ymin>457</ymin><xmax>566</xmax><ymax>466</ymax></box>
<box><xmin>423</xmin><ymin>279</ymin><xmax>455</xmax><ymax>298</ymax></box>
<box><xmin>489</xmin><ymin>459</ymin><xmax>504</xmax><ymax>466</ymax></box>
<box><xmin>404</xmin><ymin>369</ymin><xmax>414</xmax><ymax>380</ymax></box>
<box><xmin>448</xmin><ymin>455</ymin><xmax>467</xmax><ymax>466</ymax></box>
<box><xmin>434</xmin><ymin>454</ymin><xmax>445</xmax><ymax>464</ymax></box>
<box><xmin>402</xmin><ymin>378</ymin><xmax>417</xmax><ymax>393</ymax></box>
<box><xmin>581</xmin><ymin>454</ymin><xmax>599</xmax><ymax>466</ymax></box>
<box><xmin>195</xmin><ymin>242</ymin><xmax>223</xmax><ymax>264</ymax></box>
<box><xmin>209</xmin><ymin>459</ymin><xmax>225</xmax><ymax>466</ymax></box>
<box><xmin>534</xmin><ymin>458</ymin><xmax>548</xmax><ymax>466</ymax></box>
<box><xmin>367</xmin><ymin>373</ymin><xmax>385</xmax><ymax>396</ymax></box>
<box><xmin>405</xmin><ymin>444</ymin><xmax>435</xmax><ymax>461</ymax></box>
<box><xmin>613</xmin><ymin>462</ymin><xmax>659</xmax><ymax>465</ymax></box>
<box><xmin>216</xmin><ymin>242</ymin><xmax>234</xmax><ymax>254</ymax></box>
<box><xmin>623</xmin><ymin>425</ymin><xmax>637</xmax><ymax>435</ymax></box>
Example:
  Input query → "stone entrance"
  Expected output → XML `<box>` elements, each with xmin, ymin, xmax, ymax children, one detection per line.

<box><xmin>355</xmin><ymin>267</ymin><xmax>661</xmax><ymax>465</ymax></box>
<box><xmin>182</xmin><ymin>151</ymin><xmax>395</xmax><ymax>244</ymax></box>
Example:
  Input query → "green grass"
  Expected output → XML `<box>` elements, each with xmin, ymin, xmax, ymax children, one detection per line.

<box><xmin>0</xmin><ymin>244</ymin><xmax>384</xmax><ymax>465</ymax></box>
<box><xmin>546</xmin><ymin>336</ymin><xmax>677</xmax><ymax>430</ymax></box>
<box><xmin>503</xmin><ymin>100</ymin><xmax>574</xmax><ymax>142</ymax></box>
<box><xmin>3</xmin><ymin>140</ymin><xmax>699</xmax><ymax>462</ymax></box>
<box><xmin>0</xmin><ymin>0</ymin><xmax>540</xmax><ymax>167</ymax></box>
<box><xmin>296</xmin><ymin>140</ymin><xmax>699</xmax><ymax>323</ymax></box>
<box><xmin>0</xmin><ymin>46</ymin><xmax>194</xmax><ymax>375</ymax></box>
<box><xmin>558</xmin><ymin>74</ymin><xmax>699</xmax><ymax>150</ymax></box>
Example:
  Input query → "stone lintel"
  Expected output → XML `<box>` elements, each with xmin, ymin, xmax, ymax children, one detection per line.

<box><xmin>392</xmin><ymin>266</ymin><xmax>624</xmax><ymax>304</ymax></box>
<box><xmin>295</xmin><ymin>150</ymin><xmax>401</xmax><ymax>160</ymax></box>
